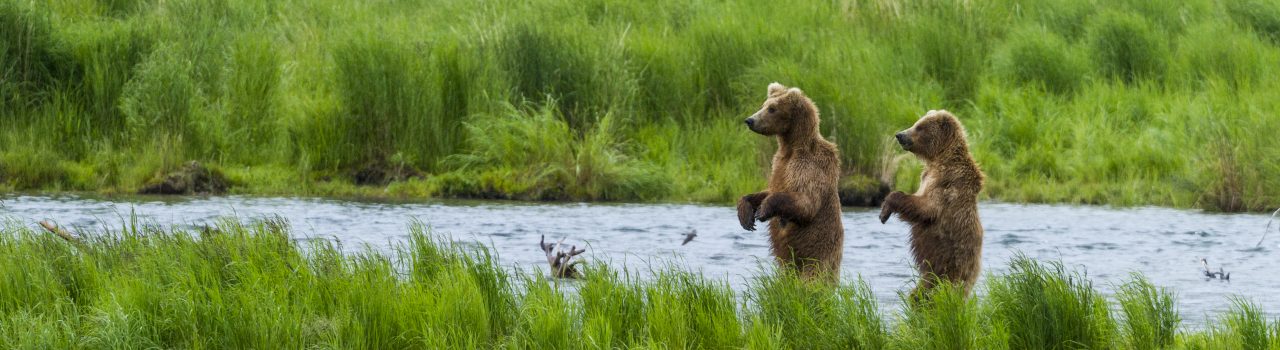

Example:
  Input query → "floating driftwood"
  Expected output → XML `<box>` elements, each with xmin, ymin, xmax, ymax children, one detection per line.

<box><xmin>37</xmin><ymin>220</ymin><xmax>88</xmax><ymax>250</ymax></box>
<box><xmin>38</xmin><ymin>221</ymin><xmax>78</xmax><ymax>242</ymax></box>
<box><xmin>539</xmin><ymin>235</ymin><xmax>585</xmax><ymax>279</ymax></box>
<box><xmin>1201</xmin><ymin>258</ymin><xmax>1230</xmax><ymax>281</ymax></box>
<box><xmin>682</xmin><ymin>229</ymin><xmax>697</xmax><ymax>246</ymax></box>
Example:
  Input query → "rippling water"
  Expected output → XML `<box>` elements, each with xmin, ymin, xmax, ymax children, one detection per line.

<box><xmin>2</xmin><ymin>194</ymin><xmax>1276</xmax><ymax>325</ymax></box>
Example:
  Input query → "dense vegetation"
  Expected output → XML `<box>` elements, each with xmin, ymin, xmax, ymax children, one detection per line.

<box><xmin>1</xmin><ymin>219</ymin><xmax>1277</xmax><ymax>349</ymax></box>
<box><xmin>2</xmin><ymin>0</ymin><xmax>1279</xmax><ymax>210</ymax></box>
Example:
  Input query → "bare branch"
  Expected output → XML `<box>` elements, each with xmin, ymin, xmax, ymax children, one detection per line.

<box><xmin>1257</xmin><ymin>207</ymin><xmax>1280</xmax><ymax>248</ymax></box>
<box><xmin>540</xmin><ymin>235</ymin><xmax>559</xmax><ymax>267</ymax></box>
<box><xmin>537</xmin><ymin>235</ymin><xmax>586</xmax><ymax>279</ymax></box>
<box><xmin>38</xmin><ymin>221</ymin><xmax>79</xmax><ymax>243</ymax></box>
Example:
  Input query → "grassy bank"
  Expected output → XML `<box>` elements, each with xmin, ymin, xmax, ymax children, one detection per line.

<box><xmin>1</xmin><ymin>218</ymin><xmax>1277</xmax><ymax>349</ymax></box>
<box><xmin>2</xmin><ymin>0</ymin><xmax>1279</xmax><ymax>210</ymax></box>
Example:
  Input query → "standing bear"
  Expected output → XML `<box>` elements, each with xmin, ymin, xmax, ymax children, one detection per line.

<box><xmin>879</xmin><ymin>110</ymin><xmax>985</xmax><ymax>299</ymax></box>
<box><xmin>737</xmin><ymin>82</ymin><xmax>844</xmax><ymax>281</ymax></box>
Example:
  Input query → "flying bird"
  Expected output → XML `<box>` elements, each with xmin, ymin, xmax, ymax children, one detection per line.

<box><xmin>682</xmin><ymin>229</ymin><xmax>697</xmax><ymax>246</ymax></box>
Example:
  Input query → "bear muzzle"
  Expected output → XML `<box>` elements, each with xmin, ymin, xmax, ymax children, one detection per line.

<box><xmin>745</xmin><ymin>116</ymin><xmax>764</xmax><ymax>134</ymax></box>
<box><xmin>895</xmin><ymin>131</ymin><xmax>913</xmax><ymax>149</ymax></box>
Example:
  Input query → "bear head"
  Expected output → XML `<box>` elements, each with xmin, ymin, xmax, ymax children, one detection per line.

<box><xmin>745</xmin><ymin>82</ymin><xmax>818</xmax><ymax>137</ymax></box>
<box><xmin>895</xmin><ymin>110</ymin><xmax>968</xmax><ymax>160</ymax></box>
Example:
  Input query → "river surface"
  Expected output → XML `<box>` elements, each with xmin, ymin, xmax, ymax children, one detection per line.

<box><xmin>2</xmin><ymin>194</ymin><xmax>1276</xmax><ymax>325</ymax></box>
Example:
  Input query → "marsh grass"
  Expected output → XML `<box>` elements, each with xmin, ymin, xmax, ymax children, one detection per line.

<box><xmin>1086</xmin><ymin>11</ymin><xmax>1170</xmax><ymax>83</ymax></box>
<box><xmin>1226</xmin><ymin>0</ymin><xmax>1280</xmax><ymax>44</ymax></box>
<box><xmin>2</xmin><ymin>0</ymin><xmax>1280</xmax><ymax>211</ymax></box>
<box><xmin>1117</xmin><ymin>275</ymin><xmax>1180</xmax><ymax>349</ymax></box>
<box><xmin>0</xmin><ymin>220</ymin><xmax>1276</xmax><ymax>349</ymax></box>
<box><xmin>892</xmin><ymin>282</ymin><xmax>1006</xmax><ymax>350</ymax></box>
<box><xmin>442</xmin><ymin>100</ymin><xmax>671</xmax><ymax>201</ymax></box>
<box><xmin>0</xmin><ymin>1</ymin><xmax>76</xmax><ymax>109</ymax></box>
<box><xmin>992</xmin><ymin>25</ymin><xmax>1089</xmax><ymax>95</ymax></box>
<box><xmin>987</xmin><ymin>257</ymin><xmax>1115</xmax><ymax>349</ymax></box>
<box><xmin>748</xmin><ymin>270</ymin><xmax>887</xmax><ymax>349</ymax></box>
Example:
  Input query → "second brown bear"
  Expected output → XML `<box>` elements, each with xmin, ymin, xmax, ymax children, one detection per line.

<box><xmin>880</xmin><ymin>110</ymin><xmax>985</xmax><ymax>299</ymax></box>
<box><xmin>737</xmin><ymin>82</ymin><xmax>844</xmax><ymax>281</ymax></box>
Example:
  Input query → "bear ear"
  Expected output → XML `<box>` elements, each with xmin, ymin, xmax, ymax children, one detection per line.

<box><xmin>786</xmin><ymin>87</ymin><xmax>804</xmax><ymax>96</ymax></box>
<box><xmin>767</xmin><ymin>82</ymin><xmax>786</xmax><ymax>97</ymax></box>
<box><xmin>936</xmin><ymin>114</ymin><xmax>958</xmax><ymax>134</ymax></box>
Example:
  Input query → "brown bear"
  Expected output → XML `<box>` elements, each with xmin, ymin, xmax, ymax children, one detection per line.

<box><xmin>879</xmin><ymin>109</ymin><xmax>985</xmax><ymax>299</ymax></box>
<box><xmin>737</xmin><ymin>82</ymin><xmax>844</xmax><ymax>281</ymax></box>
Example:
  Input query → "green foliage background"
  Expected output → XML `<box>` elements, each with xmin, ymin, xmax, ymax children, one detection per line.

<box><xmin>2</xmin><ymin>0</ymin><xmax>1279</xmax><ymax>210</ymax></box>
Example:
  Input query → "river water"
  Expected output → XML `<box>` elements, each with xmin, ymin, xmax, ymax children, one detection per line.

<box><xmin>1</xmin><ymin>194</ymin><xmax>1276</xmax><ymax>325</ymax></box>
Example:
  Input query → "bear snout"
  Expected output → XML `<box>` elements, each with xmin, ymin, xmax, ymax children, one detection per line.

<box><xmin>895</xmin><ymin>131</ymin><xmax>912</xmax><ymax>148</ymax></box>
<box><xmin>745</xmin><ymin>118</ymin><xmax>755</xmax><ymax>128</ymax></box>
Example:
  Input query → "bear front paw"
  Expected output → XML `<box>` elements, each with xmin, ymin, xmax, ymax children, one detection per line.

<box><xmin>755</xmin><ymin>204</ymin><xmax>777</xmax><ymax>223</ymax></box>
<box><xmin>737</xmin><ymin>198</ymin><xmax>757</xmax><ymax>231</ymax></box>
<box><xmin>879</xmin><ymin>191</ymin><xmax>904</xmax><ymax>224</ymax></box>
<box><xmin>739</xmin><ymin>212</ymin><xmax>757</xmax><ymax>231</ymax></box>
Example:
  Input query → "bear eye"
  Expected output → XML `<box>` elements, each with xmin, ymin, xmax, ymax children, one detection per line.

<box><xmin>767</xmin><ymin>107</ymin><xmax>777</xmax><ymax>113</ymax></box>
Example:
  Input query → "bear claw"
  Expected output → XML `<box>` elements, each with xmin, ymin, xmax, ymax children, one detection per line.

<box><xmin>755</xmin><ymin>210</ymin><xmax>771</xmax><ymax>223</ymax></box>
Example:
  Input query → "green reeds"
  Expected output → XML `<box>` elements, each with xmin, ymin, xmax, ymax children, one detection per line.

<box><xmin>1</xmin><ymin>0</ymin><xmax>1279</xmax><ymax>210</ymax></box>
<box><xmin>1117</xmin><ymin>274</ymin><xmax>1180</xmax><ymax>349</ymax></box>
<box><xmin>442</xmin><ymin>100</ymin><xmax>671</xmax><ymax>201</ymax></box>
<box><xmin>0</xmin><ymin>220</ymin><xmax>1276</xmax><ymax>348</ymax></box>
<box><xmin>987</xmin><ymin>257</ymin><xmax>1116</xmax><ymax>349</ymax></box>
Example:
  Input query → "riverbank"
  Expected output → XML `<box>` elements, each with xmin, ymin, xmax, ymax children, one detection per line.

<box><xmin>3</xmin><ymin>0</ymin><xmax>1279</xmax><ymax>211</ymax></box>
<box><xmin>0</xmin><ymin>219</ymin><xmax>1275</xmax><ymax>348</ymax></box>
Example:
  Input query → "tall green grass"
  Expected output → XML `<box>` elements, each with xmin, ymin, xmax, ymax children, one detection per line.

<box><xmin>987</xmin><ymin>257</ymin><xmax>1115</xmax><ymax>349</ymax></box>
<box><xmin>440</xmin><ymin>100</ymin><xmax>672</xmax><ymax>201</ymax></box>
<box><xmin>1118</xmin><ymin>274</ymin><xmax>1180</xmax><ymax>349</ymax></box>
<box><xmin>0</xmin><ymin>1</ymin><xmax>76</xmax><ymax>110</ymax></box>
<box><xmin>2</xmin><ymin>0</ymin><xmax>1279</xmax><ymax>210</ymax></box>
<box><xmin>0</xmin><ymin>219</ymin><xmax>1275</xmax><ymax>348</ymax></box>
<box><xmin>1087</xmin><ymin>11</ymin><xmax>1170</xmax><ymax>83</ymax></box>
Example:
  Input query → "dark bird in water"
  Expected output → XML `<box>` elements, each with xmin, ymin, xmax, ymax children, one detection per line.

<box><xmin>682</xmin><ymin>229</ymin><xmax>697</xmax><ymax>246</ymax></box>
<box><xmin>1201</xmin><ymin>258</ymin><xmax>1231</xmax><ymax>281</ymax></box>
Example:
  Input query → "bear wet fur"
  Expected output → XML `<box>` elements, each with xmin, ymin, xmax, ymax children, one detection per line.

<box><xmin>879</xmin><ymin>110</ymin><xmax>985</xmax><ymax>299</ymax></box>
<box><xmin>737</xmin><ymin>82</ymin><xmax>844</xmax><ymax>281</ymax></box>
